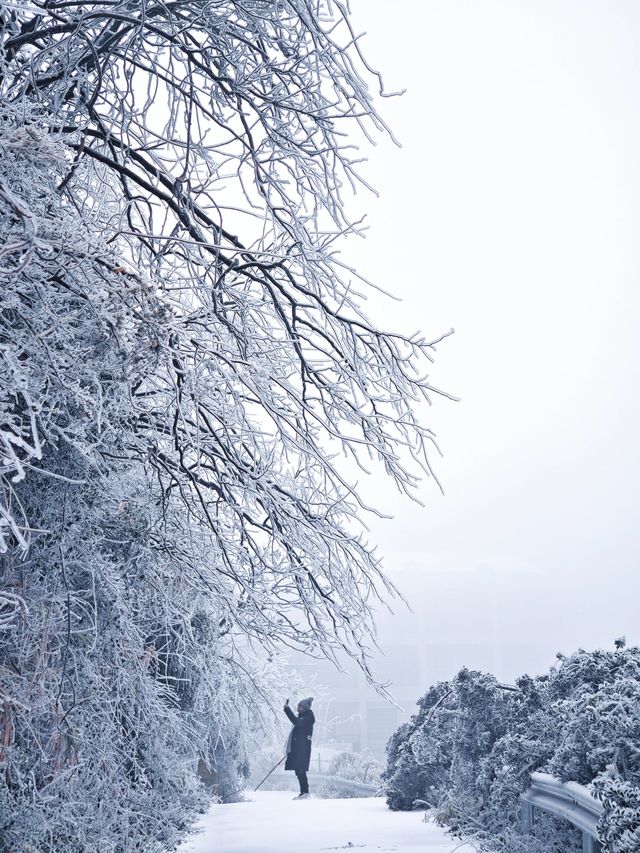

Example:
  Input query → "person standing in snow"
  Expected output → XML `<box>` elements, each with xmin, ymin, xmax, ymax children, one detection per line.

<box><xmin>284</xmin><ymin>697</ymin><xmax>315</xmax><ymax>799</ymax></box>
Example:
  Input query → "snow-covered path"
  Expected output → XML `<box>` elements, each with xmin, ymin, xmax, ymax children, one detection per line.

<box><xmin>176</xmin><ymin>791</ymin><xmax>475</xmax><ymax>853</ymax></box>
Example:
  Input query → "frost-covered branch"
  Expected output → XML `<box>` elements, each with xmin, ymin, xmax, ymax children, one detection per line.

<box><xmin>0</xmin><ymin>3</ymin><xmax>450</xmax><ymax>849</ymax></box>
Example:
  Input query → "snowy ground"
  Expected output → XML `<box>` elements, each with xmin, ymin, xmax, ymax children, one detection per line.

<box><xmin>176</xmin><ymin>791</ymin><xmax>476</xmax><ymax>853</ymax></box>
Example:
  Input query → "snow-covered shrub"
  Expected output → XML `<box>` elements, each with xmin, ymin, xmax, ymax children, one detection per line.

<box><xmin>548</xmin><ymin>651</ymin><xmax>640</xmax><ymax>784</ymax></box>
<box><xmin>384</xmin><ymin>644</ymin><xmax>640</xmax><ymax>853</ymax></box>
<box><xmin>315</xmin><ymin>750</ymin><xmax>384</xmax><ymax>798</ymax></box>
<box><xmin>547</xmin><ymin>648</ymin><xmax>640</xmax><ymax>852</ymax></box>
<box><xmin>593</xmin><ymin>778</ymin><xmax>640</xmax><ymax>853</ymax></box>
<box><xmin>329</xmin><ymin>750</ymin><xmax>383</xmax><ymax>785</ymax></box>
<box><xmin>384</xmin><ymin>683</ymin><xmax>454</xmax><ymax>811</ymax></box>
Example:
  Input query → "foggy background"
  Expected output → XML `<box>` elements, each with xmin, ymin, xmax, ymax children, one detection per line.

<box><xmin>289</xmin><ymin>0</ymin><xmax>640</xmax><ymax>760</ymax></box>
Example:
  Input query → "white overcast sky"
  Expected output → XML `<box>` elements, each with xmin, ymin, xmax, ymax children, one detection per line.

<box><xmin>340</xmin><ymin>0</ymin><xmax>640</xmax><ymax>666</ymax></box>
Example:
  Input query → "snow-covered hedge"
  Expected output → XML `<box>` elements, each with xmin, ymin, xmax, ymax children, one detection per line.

<box><xmin>383</xmin><ymin>644</ymin><xmax>640</xmax><ymax>853</ymax></box>
<box><xmin>314</xmin><ymin>750</ymin><xmax>384</xmax><ymax>799</ymax></box>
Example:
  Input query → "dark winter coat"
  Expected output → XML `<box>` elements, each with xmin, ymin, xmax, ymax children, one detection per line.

<box><xmin>284</xmin><ymin>706</ymin><xmax>315</xmax><ymax>772</ymax></box>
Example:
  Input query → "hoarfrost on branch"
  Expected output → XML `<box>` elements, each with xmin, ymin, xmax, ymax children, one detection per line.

<box><xmin>0</xmin><ymin>2</ymin><xmax>450</xmax><ymax>849</ymax></box>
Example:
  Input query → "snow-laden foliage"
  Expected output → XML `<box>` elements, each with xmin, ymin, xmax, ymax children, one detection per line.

<box><xmin>1</xmin><ymin>0</ymin><xmax>449</xmax><ymax>676</ymax></box>
<box><xmin>0</xmin><ymin>126</ymin><xmax>255</xmax><ymax>851</ymax></box>
<box><xmin>1</xmin><ymin>2</ymin><xmax>448</xmax><ymax>850</ymax></box>
<box><xmin>383</xmin><ymin>644</ymin><xmax>640</xmax><ymax>853</ymax></box>
<box><xmin>315</xmin><ymin>749</ymin><xmax>383</xmax><ymax>798</ymax></box>
<box><xmin>328</xmin><ymin>749</ymin><xmax>383</xmax><ymax>786</ymax></box>
<box><xmin>593</xmin><ymin>778</ymin><xmax>640</xmax><ymax>853</ymax></box>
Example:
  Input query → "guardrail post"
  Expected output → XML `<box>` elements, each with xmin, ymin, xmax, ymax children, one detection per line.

<box><xmin>583</xmin><ymin>833</ymin><xmax>600</xmax><ymax>853</ymax></box>
<box><xmin>521</xmin><ymin>774</ymin><xmax>603</xmax><ymax>853</ymax></box>
<box><xmin>520</xmin><ymin>801</ymin><xmax>534</xmax><ymax>833</ymax></box>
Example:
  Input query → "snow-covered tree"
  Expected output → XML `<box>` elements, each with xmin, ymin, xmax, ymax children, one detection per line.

<box><xmin>316</xmin><ymin>749</ymin><xmax>383</xmax><ymax>798</ymax></box>
<box><xmin>1</xmin><ymin>2</ymin><xmax>448</xmax><ymax>849</ymax></box>
<box><xmin>1</xmin><ymin>0</ymin><xmax>448</xmax><ymax>677</ymax></box>
<box><xmin>0</xmin><ymin>124</ymin><xmax>255</xmax><ymax>850</ymax></box>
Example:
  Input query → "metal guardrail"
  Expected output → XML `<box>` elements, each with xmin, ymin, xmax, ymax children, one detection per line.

<box><xmin>266</xmin><ymin>770</ymin><xmax>379</xmax><ymax>797</ymax></box>
<box><xmin>307</xmin><ymin>772</ymin><xmax>379</xmax><ymax>796</ymax></box>
<box><xmin>521</xmin><ymin>772</ymin><xmax>603</xmax><ymax>853</ymax></box>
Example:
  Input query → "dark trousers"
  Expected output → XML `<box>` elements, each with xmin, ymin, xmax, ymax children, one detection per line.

<box><xmin>295</xmin><ymin>769</ymin><xmax>308</xmax><ymax>794</ymax></box>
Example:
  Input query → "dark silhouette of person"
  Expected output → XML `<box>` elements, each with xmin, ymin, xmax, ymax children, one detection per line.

<box><xmin>284</xmin><ymin>697</ymin><xmax>315</xmax><ymax>799</ymax></box>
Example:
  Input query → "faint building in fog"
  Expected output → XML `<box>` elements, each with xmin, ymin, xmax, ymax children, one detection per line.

<box><xmin>290</xmin><ymin>562</ymin><xmax>561</xmax><ymax>759</ymax></box>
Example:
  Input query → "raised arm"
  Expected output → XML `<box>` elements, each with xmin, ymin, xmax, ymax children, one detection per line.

<box><xmin>284</xmin><ymin>705</ymin><xmax>298</xmax><ymax>725</ymax></box>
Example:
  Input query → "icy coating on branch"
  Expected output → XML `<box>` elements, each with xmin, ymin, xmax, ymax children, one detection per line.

<box><xmin>0</xmin><ymin>2</ymin><xmax>450</xmax><ymax>850</ymax></box>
